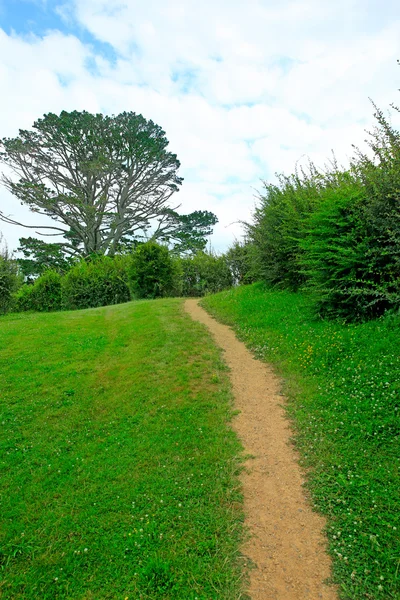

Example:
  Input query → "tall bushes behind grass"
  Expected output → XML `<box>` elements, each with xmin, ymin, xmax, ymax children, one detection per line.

<box><xmin>128</xmin><ymin>242</ymin><xmax>178</xmax><ymax>299</ymax></box>
<box><xmin>62</xmin><ymin>255</ymin><xmax>131</xmax><ymax>310</ymax></box>
<box><xmin>224</xmin><ymin>241</ymin><xmax>259</xmax><ymax>285</ymax></box>
<box><xmin>178</xmin><ymin>252</ymin><xmax>233</xmax><ymax>297</ymax></box>
<box><xmin>247</xmin><ymin>106</ymin><xmax>400</xmax><ymax>321</ymax></box>
<box><xmin>248</xmin><ymin>165</ymin><xmax>329</xmax><ymax>290</ymax></box>
<box><xmin>6</xmin><ymin>242</ymin><xmax>234</xmax><ymax>314</ymax></box>
<box><xmin>14</xmin><ymin>270</ymin><xmax>62</xmax><ymax>312</ymax></box>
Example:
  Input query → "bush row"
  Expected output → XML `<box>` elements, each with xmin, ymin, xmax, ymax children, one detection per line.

<box><xmin>7</xmin><ymin>243</ymin><xmax>233</xmax><ymax>313</ymax></box>
<box><xmin>245</xmin><ymin>106</ymin><xmax>400</xmax><ymax>321</ymax></box>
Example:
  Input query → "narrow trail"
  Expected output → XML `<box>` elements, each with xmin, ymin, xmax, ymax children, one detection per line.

<box><xmin>184</xmin><ymin>299</ymin><xmax>337</xmax><ymax>600</ymax></box>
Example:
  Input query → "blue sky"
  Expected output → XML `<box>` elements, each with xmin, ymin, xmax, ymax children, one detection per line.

<box><xmin>1</xmin><ymin>0</ymin><xmax>400</xmax><ymax>251</ymax></box>
<box><xmin>1</xmin><ymin>0</ymin><xmax>64</xmax><ymax>36</ymax></box>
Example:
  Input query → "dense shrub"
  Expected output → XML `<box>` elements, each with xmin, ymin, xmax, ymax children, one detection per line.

<box><xmin>14</xmin><ymin>284</ymin><xmax>36</xmax><ymax>312</ymax></box>
<box><xmin>0</xmin><ymin>250</ymin><xmax>20</xmax><ymax>314</ymax></box>
<box><xmin>9</xmin><ymin>242</ymin><xmax>234</xmax><ymax>312</ymax></box>
<box><xmin>129</xmin><ymin>242</ymin><xmax>177</xmax><ymax>299</ymax></box>
<box><xmin>34</xmin><ymin>270</ymin><xmax>62</xmax><ymax>311</ymax></box>
<box><xmin>224</xmin><ymin>241</ymin><xmax>258</xmax><ymax>285</ymax></box>
<box><xmin>179</xmin><ymin>252</ymin><xmax>233</xmax><ymax>297</ymax></box>
<box><xmin>62</xmin><ymin>255</ymin><xmax>131</xmax><ymax>310</ymax></box>
<box><xmin>351</xmin><ymin>106</ymin><xmax>400</xmax><ymax>315</ymax></box>
<box><xmin>248</xmin><ymin>102</ymin><xmax>400</xmax><ymax>321</ymax></box>
<box><xmin>299</xmin><ymin>108</ymin><xmax>400</xmax><ymax>320</ymax></box>
<box><xmin>300</xmin><ymin>177</ymin><xmax>376</xmax><ymax>319</ymax></box>
<box><xmin>14</xmin><ymin>270</ymin><xmax>62</xmax><ymax>312</ymax></box>
<box><xmin>248</xmin><ymin>165</ymin><xmax>331</xmax><ymax>290</ymax></box>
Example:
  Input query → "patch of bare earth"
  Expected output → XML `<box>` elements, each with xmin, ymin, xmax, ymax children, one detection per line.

<box><xmin>184</xmin><ymin>299</ymin><xmax>337</xmax><ymax>600</ymax></box>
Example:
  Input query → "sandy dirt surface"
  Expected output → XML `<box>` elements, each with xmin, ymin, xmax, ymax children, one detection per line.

<box><xmin>184</xmin><ymin>299</ymin><xmax>337</xmax><ymax>600</ymax></box>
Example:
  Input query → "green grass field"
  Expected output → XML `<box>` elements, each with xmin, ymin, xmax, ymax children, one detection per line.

<box><xmin>0</xmin><ymin>300</ymin><xmax>245</xmax><ymax>599</ymax></box>
<box><xmin>202</xmin><ymin>283</ymin><xmax>400</xmax><ymax>600</ymax></box>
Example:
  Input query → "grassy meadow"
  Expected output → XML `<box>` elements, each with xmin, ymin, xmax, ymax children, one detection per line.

<box><xmin>2</xmin><ymin>286</ymin><xmax>399</xmax><ymax>600</ymax></box>
<box><xmin>202</xmin><ymin>283</ymin><xmax>400</xmax><ymax>600</ymax></box>
<box><xmin>0</xmin><ymin>300</ymin><xmax>245</xmax><ymax>599</ymax></box>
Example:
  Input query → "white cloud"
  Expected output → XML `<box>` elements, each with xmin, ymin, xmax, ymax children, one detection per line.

<box><xmin>1</xmin><ymin>0</ymin><xmax>400</xmax><ymax>253</ymax></box>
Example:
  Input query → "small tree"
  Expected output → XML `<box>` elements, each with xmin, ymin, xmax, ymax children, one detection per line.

<box><xmin>17</xmin><ymin>237</ymin><xmax>74</xmax><ymax>279</ymax></box>
<box><xmin>129</xmin><ymin>242</ymin><xmax>176</xmax><ymax>299</ymax></box>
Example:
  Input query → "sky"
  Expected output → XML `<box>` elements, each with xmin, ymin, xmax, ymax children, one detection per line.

<box><xmin>0</xmin><ymin>0</ymin><xmax>400</xmax><ymax>253</ymax></box>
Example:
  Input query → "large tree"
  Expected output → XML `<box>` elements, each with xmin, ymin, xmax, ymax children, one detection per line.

<box><xmin>0</xmin><ymin>110</ymin><xmax>216</xmax><ymax>256</ymax></box>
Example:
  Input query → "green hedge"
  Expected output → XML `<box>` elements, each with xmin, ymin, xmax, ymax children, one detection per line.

<box><xmin>178</xmin><ymin>252</ymin><xmax>233</xmax><ymax>297</ymax></box>
<box><xmin>61</xmin><ymin>255</ymin><xmax>131</xmax><ymax>310</ymax></box>
<box><xmin>247</xmin><ymin>105</ymin><xmax>400</xmax><ymax>321</ymax></box>
<box><xmin>12</xmin><ymin>246</ymin><xmax>236</xmax><ymax>312</ymax></box>
<box><xmin>14</xmin><ymin>270</ymin><xmax>62</xmax><ymax>312</ymax></box>
<box><xmin>128</xmin><ymin>242</ymin><xmax>178</xmax><ymax>299</ymax></box>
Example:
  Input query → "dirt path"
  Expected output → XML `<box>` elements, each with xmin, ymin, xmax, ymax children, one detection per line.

<box><xmin>184</xmin><ymin>299</ymin><xmax>337</xmax><ymax>600</ymax></box>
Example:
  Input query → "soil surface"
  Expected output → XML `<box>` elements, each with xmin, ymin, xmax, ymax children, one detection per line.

<box><xmin>185</xmin><ymin>299</ymin><xmax>337</xmax><ymax>600</ymax></box>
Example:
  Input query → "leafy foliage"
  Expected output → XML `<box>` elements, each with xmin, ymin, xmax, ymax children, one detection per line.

<box><xmin>61</xmin><ymin>255</ymin><xmax>131</xmax><ymax>310</ymax></box>
<box><xmin>128</xmin><ymin>241</ymin><xmax>177</xmax><ymax>299</ymax></box>
<box><xmin>247</xmin><ymin>164</ymin><xmax>331</xmax><ymax>290</ymax></box>
<box><xmin>299</xmin><ymin>175</ymin><xmax>375</xmax><ymax>319</ymax></box>
<box><xmin>32</xmin><ymin>269</ymin><xmax>62</xmax><ymax>312</ymax></box>
<box><xmin>178</xmin><ymin>252</ymin><xmax>233</xmax><ymax>297</ymax></box>
<box><xmin>248</xmin><ymin>102</ymin><xmax>400</xmax><ymax>320</ymax></box>
<box><xmin>351</xmin><ymin>105</ymin><xmax>400</xmax><ymax>314</ymax></box>
<box><xmin>224</xmin><ymin>241</ymin><xmax>258</xmax><ymax>285</ymax></box>
<box><xmin>299</xmin><ymin>108</ymin><xmax>400</xmax><ymax>320</ymax></box>
<box><xmin>14</xmin><ymin>270</ymin><xmax>62</xmax><ymax>312</ymax></box>
<box><xmin>0</xmin><ymin>245</ymin><xmax>20</xmax><ymax>314</ymax></box>
<box><xmin>16</xmin><ymin>237</ymin><xmax>74</xmax><ymax>279</ymax></box>
<box><xmin>154</xmin><ymin>209</ymin><xmax>218</xmax><ymax>255</ymax></box>
<box><xmin>0</xmin><ymin>110</ymin><xmax>184</xmax><ymax>256</ymax></box>
<box><xmin>11</xmin><ymin>244</ymin><xmax>236</xmax><ymax>313</ymax></box>
<box><xmin>13</xmin><ymin>283</ymin><xmax>35</xmax><ymax>312</ymax></box>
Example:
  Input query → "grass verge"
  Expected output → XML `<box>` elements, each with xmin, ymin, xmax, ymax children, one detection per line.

<box><xmin>202</xmin><ymin>283</ymin><xmax>400</xmax><ymax>600</ymax></box>
<box><xmin>0</xmin><ymin>299</ymin><xmax>245</xmax><ymax>599</ymax></box>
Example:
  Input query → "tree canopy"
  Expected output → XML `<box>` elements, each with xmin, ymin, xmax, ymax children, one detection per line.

<box><xmin>0</xmin><ymin>110</ymin><xmax>217</xmax><ymax>257</ymax></box>
<box><xmin>16</xmin><ymin>237</ymin><xmax>74</xmax><ymax>279</ymax></box>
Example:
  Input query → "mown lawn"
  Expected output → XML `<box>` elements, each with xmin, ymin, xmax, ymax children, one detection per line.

<box><xmin>0</xmin><ymin>299</ymin><xmax>245</xmax><ymax>599</ymax></box>
<box><xmin>202</xmin><ymin>283</ymin><xmax>400</xmax><ymax>600</ymax></box>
